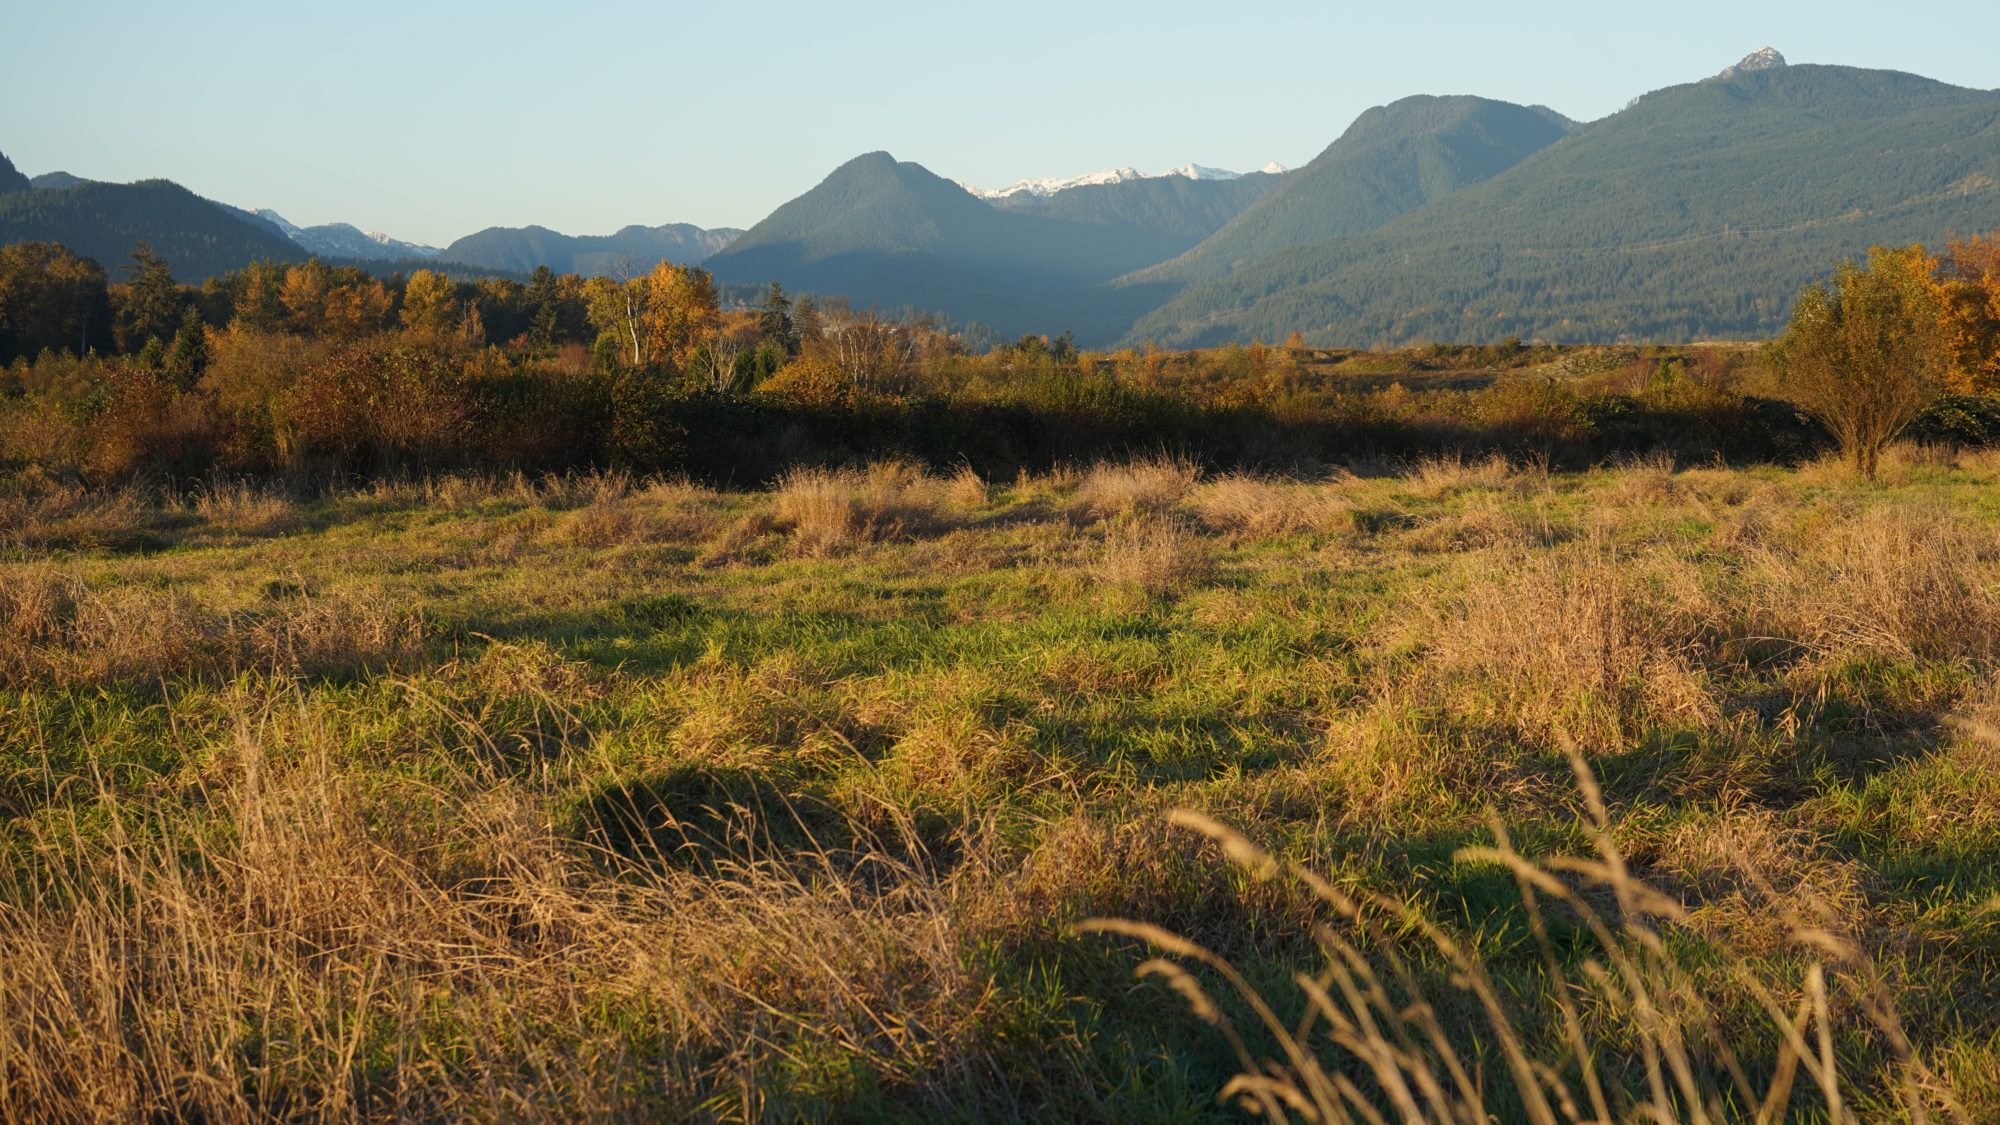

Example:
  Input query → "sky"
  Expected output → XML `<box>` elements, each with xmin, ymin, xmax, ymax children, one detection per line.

<box><xmin>3</xmin><ymin>0</ymin><xmax>1995</xmax><ymax>247</ymax></box>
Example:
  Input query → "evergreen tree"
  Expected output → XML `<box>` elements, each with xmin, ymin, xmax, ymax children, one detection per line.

<box><xmin>528</xmin><ymin>265</ymin><xmax>560</xmax><ymax>347</ymax></box>
<box><xmin>163</xmin><ymin>305</ymin><xmax>208</xmax><ymax>388</ymax></box>
<box><xmin>115</xmin><ymin>242</ymin><xmax>185</xmax><ymax>352</ymax></box>
<box><xmin>758</xmin><ymin>281</ymin><xmax>797</xmax><ymax>356</ymax></box>
<box><xmin>792</xmin><ymin>295</ymin><xmax>825</xmax><ymax>347</ymax></box>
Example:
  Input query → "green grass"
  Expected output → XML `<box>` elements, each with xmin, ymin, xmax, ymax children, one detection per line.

<box><xmin>4</xmin><ymin>449</ymin><xmax>2000</xmax><ymax>1120</ymax></box>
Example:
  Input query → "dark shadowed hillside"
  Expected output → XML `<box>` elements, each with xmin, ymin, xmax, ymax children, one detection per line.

<box><xmin>0</xmin><ymin>176</ymin><xmax>302</xmax><ymax>280</ymax></box>
<box><xmin>705</xmin><ymin>152</ymin><xmax>1187</xmax><ymax>337</ymax></box>
<box><xmin>0</xmin><ymin>153</ymin><xmax>31</xmax><ymax>195</ymax></box>
<box><xmin>442</xmin><ymin>222</ymin><xmax>742</xmax><ymax>276</ymax></box>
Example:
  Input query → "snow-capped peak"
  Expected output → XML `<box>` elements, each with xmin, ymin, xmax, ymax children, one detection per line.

<box><xmin>961</xmin><ymin>161</ymin><xmax>1288</xmax><ymax>200</ymax></box>
<box><xmin>1718</xmin><ymin>47</ymin><xmax>1786</xmax><ymax>79</ymax></box>
<box><xmin>255</xmin><ymin>208</ymin><xmax>303</xmax><ymax>237</ymax></box>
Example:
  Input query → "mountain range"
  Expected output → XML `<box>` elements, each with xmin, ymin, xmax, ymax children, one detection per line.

<box><xmin>5</xmin><ymin>49</ymin><xmax>1999</xmax><ymax>346</ymax></box>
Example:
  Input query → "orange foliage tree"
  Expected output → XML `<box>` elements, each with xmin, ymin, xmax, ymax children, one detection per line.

<box><xmin>1940</xmin><ymin>231</ymin><xmax>2000</xmax><ymax>394</ymax></box>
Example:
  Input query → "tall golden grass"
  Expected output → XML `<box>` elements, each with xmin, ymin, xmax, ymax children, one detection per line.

<box><xmin>1082</xmin><ymin>754</ymin><xmax>1965</xmax><ymax>1125</ymax></box>
<box><xmin>0</xmin><ymin>703</ymin><xmax>978</xmax><ymax>1121</ymax></box>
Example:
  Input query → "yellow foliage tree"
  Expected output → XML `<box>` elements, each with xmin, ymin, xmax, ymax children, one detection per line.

<box><xmin>1768</xmin><ymin>245</ymin><xmax>1950</xmax><ymax>479</ymax></box>
<box><xmin>278</xmin><ymin>261</ymin><xmax>331</xmax><ymax>335</ymax></box>
<box><xmin>642</xmin><ymin>263</ymin><xmax>719</xmax><ymax>371</ymax></box>
<box><xmin>399</xmin><ymin>269</ymin><xmax>459</xmax><ymax>338</ymax></box>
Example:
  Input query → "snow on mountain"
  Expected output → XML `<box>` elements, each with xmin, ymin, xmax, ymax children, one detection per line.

<box><xmin>255</xmin><ymin>208</ymin><xmax>304</xmax><ymax>238</ymax></box>
<box><xmin>1718</xmin><ymin>47</ymin><xmax>1786</xmax><ymax>79</ymax></box>
<box><xmin>961</xmin><ymin>161</ymin><xmax>1288</xmax><ymax>200</ymax></box>
<box><xmin>256</xmin><ymin>208</ymin><xmax>441</xmax><ymax>259</ymax></box>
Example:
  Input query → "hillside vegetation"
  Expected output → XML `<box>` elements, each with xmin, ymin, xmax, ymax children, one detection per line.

<box><xmin>443</xmin><ymin>222</ymin><xmax>743</xmax><ymax>276</ymax></box>
<box><xmin>1133</xmin><ymin>66</ymin><xmax>2000</xmax><ymax>347</ymax></box>
<box><xmin>0</xmin><ymin>179</ymin><xmax>304</xmax><ymax>281</ymax></box>
<box><xmin>1128</xmin><ymin>95</ymin><xmax>1572</xmax><ymax>287</ymax></box>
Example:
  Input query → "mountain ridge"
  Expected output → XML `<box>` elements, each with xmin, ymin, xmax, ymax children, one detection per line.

<box><xmin>1124</xmin><ymin>62</ymin><xmax>2000</xmax><ymax>347</ymax></box>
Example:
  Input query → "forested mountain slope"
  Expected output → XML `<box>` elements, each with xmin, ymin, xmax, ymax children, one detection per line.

<box><xmin>1128</xmin><ymin>65</ymin><xmax>2000</xmax><ymax>346</ymax></box>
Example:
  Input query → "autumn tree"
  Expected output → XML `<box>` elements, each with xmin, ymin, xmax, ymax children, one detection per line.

<box><xmin>1939</xmin><ymin>231</ymin><xmax>2000</xmax><ymax>394</ymax></box>
<box><xmin>231</xmin><ymin>259</ymin><xmax>289</xmax><ymax>333</ymax></box>
<box><xmin>279</xmin><ymin>260</ymin><xmax>332</xmax><ymax>335</ymax></box>
<box><xmin>0</xmin><ymin>241</ymin><xmax>112</xmax><ymax>361</ymax></box>
<box><xmin>1768</xmin><ymin>245</ymin><xmax>1950</xmax><ymax>479</ymax></box>
<box><xmin>583</xmin><ymin>274</ymin><xmax>648</xmax><ymax>368</ymax></box>
<box><xmin>399</xmin><ymin>268</ymin><xmax>459</xmax><ymax>338</ymax></box>
<box><xmin>321</xmin><ymin>271</ymin><xmax>392</xmax><ymax>338</ymax></box>
<box><xmin>642</xmin><ymin>262</ymin><xmax>719</xmax><ymax>370</ymax></box>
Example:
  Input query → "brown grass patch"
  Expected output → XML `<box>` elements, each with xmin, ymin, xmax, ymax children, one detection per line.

<box><xmin>0</xmin><ymin>723</ymin><xmax>979</xmax><ymax>1119</ymax></box>
<box><xmin>1071</xmin><ymin>454</ymin><xmax>1200</xmax><ymax>519</ymax></box>
<box><xmin>772</xmin><ymin>462</ymin><xmax>944</xmax><ymax>556</ymax></box>
<box><xmin>1747</xmin><ymin>505</ymin><xmax>2000</xmax><ymax>664</ymax></box>
<box><xmin>1404</xmin><ymin>452</ymin><xmax>1517</xmax><ymax>497</ymax></box>
<box><xmin>0</xmin><ymin>569</ymin><xmax>424</xmax><ymax>687</ymax></box>
<box><xmin>192</xmin><ymin>481</ymin><xmax>302</xmax><ymax>537</ymax></box>
<box><xmin>0</xmin><ymin>480</ymin><xmax>157</xmax><ymax>550</ymax></box>
<box><xmin>1097</xmin><ymin>514</ymin><xmax>1210</xmax><ymax>596</ymax></box>
<box><xmin>1411</xmin><ymin>545</ymin><xmax>1725</xmax><ymax>747</ymax></box>
<box><xmin>1184</xmin><ymin>473</ymin><xmax>1348</xmax><ymax>541</ymax></box>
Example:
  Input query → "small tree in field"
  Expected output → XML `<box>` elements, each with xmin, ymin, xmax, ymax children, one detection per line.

<box><xmin>1768</xmin><ymin>245</ymin><xmax>1949</xmax><ymax>479</ymax></box>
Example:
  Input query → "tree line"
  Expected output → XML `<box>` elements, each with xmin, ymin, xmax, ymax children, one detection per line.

<box><xmin>1</xmin><ymin>234</ymin><xmax>1998</xmax><ymax>487</ymax></box>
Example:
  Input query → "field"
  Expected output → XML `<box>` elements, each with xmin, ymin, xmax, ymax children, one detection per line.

<box><xmin>6</xmin><ymin>447</ymin><xmax>2000</xmax><ymax>1121</ymax></box>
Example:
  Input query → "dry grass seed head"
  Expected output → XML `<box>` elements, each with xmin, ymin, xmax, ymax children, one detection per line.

<box><xmin>1185</xmin><ymin>473</ymin><xmax>1350</xmax><ymax>541</ymax></box>
<box><xmin>192</xmin><ymin>481</ymin><xmax>302</xmax><ymax>537</ymax></box>
<box><xmin>773</xmin><ymin>461</ymin><xmax>945</xmax><ymax>556</ymax></box>
<box><xmin>1748</xmin><ymin>504</ymin><xmax>2000</xmax><ymax>664</ymax></box>
<box><xmin>1097</xmin><ymin>513</ymin><xmax>1210</xmax><ymax>596</ymax></box>
<box><xmin>1071</xmin><ymin>454</ymin><xmax>1201</xmax><ymax>519</ymax></box>
<box><xmin>1405</xmin><ymin>452</ymin><xmax>1517</xmax><ymax>498</ymax></box>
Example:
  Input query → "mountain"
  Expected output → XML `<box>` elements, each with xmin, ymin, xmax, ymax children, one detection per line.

<box><xmin>0</xmin><ymin>153</ymin><xmax>29</xmax><ymax>195</ymax></box>
<box><xmin>0</xmin><ymin>176</ymin><xmax>302</xmax><ymax>280</ymax></box>
<box><xmin>256</xmin><ymin>210</ymin><xmax>441</xmax><ymax>260</ymax></box>
<box><xmin>993</xmin><ymin>170</ymin><xmax>1285</xmax><ymax>251</ymax></box>
<box><xmin>29</xmin><ymin>171</ymin><xmax>89</xmax><ymax>191</ymax></box>
<box><xmin>704</xmin><ymin>151</ymin><xmax>1191</xmax><ymax>338</ymax></box>
<box><xmin>1128</xmin><ymin>96</ymin><xmax>1574</xmax><ymax>289</ymax></box>
<box><xmin>441</xmin><ymin>222</ymin><xmax>741</xmax><ymax>276</ymax></box>
<box><xmin>963</xmin><ymin>162</ymin><xmax>1285</xmax><ymax>201</ymax></box>
<box><xmin>1127</xmin><ymin>62</ymin><xmax>2000</xmax><ymax>348</ymax></box>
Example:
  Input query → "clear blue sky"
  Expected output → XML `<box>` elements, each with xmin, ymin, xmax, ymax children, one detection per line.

<box><xmin>3</xmin><ymin>0</ymin><xmax>1994</xmax><ymax>246</ymax></box>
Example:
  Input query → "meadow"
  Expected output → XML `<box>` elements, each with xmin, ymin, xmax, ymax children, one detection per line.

<box><xmin>4</xmin><ymin>443</ymin><xmax>2000</xmax><ymax>1122</ymax></box>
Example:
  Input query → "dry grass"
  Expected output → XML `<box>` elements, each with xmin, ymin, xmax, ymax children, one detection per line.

<box><xmin>772</xmin><ymin>462</ymin><xmax>945</xmax><ymax>556</ymax></box>
<box><xmin>0</xmin><ymin>569</ymin><xmax>423</xmax><ymax>687</ymax></box>
<box><xmin>0</xmin><ymin>719</ymin><xmax>978</xmax><ymax>1121</ymax></box>
<box><xmin>1098</xmin><ymin>513</ymin><xmax>1210</xmax><ymax>595</ymax></box>
<box><xmin>0</xmin><ymin>478</ymin><xmax>156</xmax><ymax>550</ymax></box>
<box><xmin>1413</xmin><ymin>544</ymin><xmax>1725</xmax><ymax>747</ymax></box>
<box><xmin>1071</xmin><ymin>453</ymin><xmax>1201</xmax><ymax>519</ymax></box>
<box><xmin>1184</xmin><ymin>473</ymin><xmax>1349</xmax><ymax>540</ymax></box>
<box><xmin>944</xmin><ymin>465</ymin><xmax>988</xmax><ymax>510</ymax></box>
<box><xmin>1083</xmin><ymin>756</ymin><xmax>1964</xmax><ymax>1125</ymax></box>
<box><xmin>546</xmin><ymin>480</ymin><xmax>724</xmax><ymax>548</ymax></box>
<box><xmin>191</xmin><ymin>480</ymin><xmax>303</xmax><ymax>537</ymax></box>
<box><xmin>1746</xmin><ymin>505</ymin><xmax>2000</xmax><ymax>664</ymax></box>
<box><xmin>1405</xmin><ymin>452</ymin><xmax>1519</xmax><ymax>497</ymax></box>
